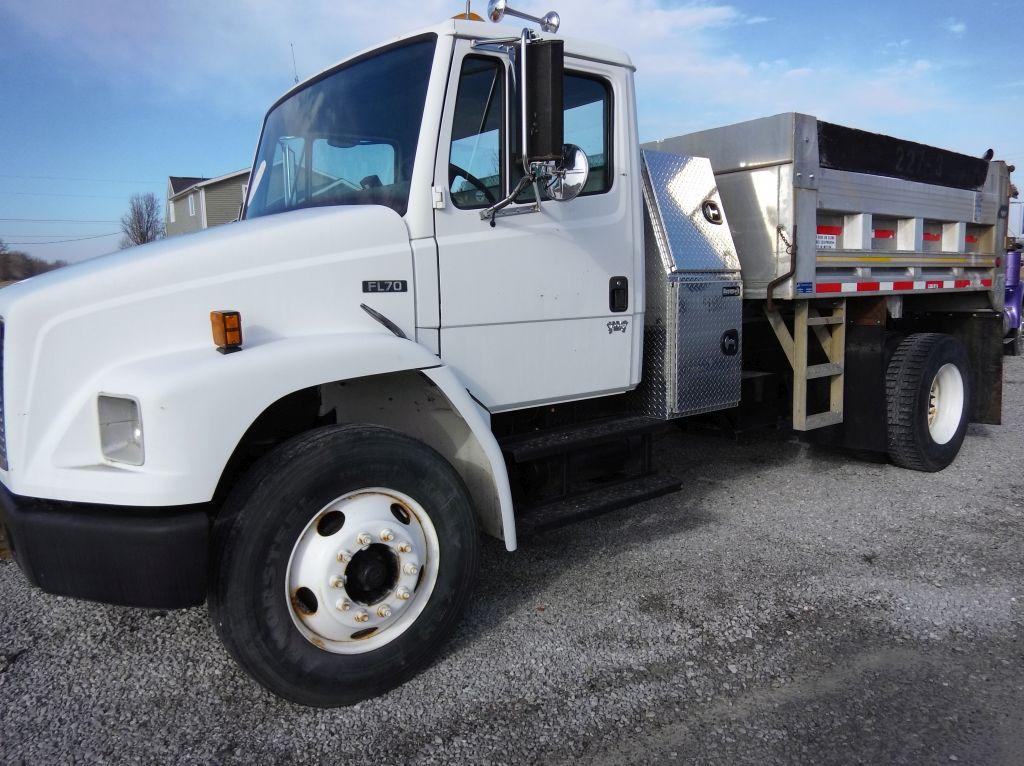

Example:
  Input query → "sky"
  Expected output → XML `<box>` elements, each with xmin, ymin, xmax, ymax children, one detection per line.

<box><xmin>1</xmin><ymin>0</ymin><xmax>1021</xmax><ymax>263</ymax></box>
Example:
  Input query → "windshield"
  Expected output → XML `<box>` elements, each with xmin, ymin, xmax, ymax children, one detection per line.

<box><xmin>244</xmin><ymin>36</ymin><xmax>436</xmax><ymax>220</ymax></box>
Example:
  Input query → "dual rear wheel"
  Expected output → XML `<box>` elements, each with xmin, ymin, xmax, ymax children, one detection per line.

<box><xmin>886</xmin><ymin>333</ymin><xmax>971</xmax><ymax>472</ymax></box>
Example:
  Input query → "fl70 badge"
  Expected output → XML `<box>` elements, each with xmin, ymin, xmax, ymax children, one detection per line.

<box><xmin>362</xmin><ymin>280</ymin><xmax>408</xmax><ymax>293</ymax></box>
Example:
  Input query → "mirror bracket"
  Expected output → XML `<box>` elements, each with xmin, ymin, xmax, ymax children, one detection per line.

<box><xmin>478</xmin><ymin>168</ymin><xmax>541</xmax><ymax>225</ymax></box>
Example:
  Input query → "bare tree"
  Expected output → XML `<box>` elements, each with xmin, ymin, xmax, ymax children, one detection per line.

<box><xmin>119</xmin><ymin>193</ymin><xmax>164</xmax><ymax>249</ymax></box>
<box><xmin>0</xmin><ymin>239</ymin><xmax>65</xmax><ymax>282</ymax></box>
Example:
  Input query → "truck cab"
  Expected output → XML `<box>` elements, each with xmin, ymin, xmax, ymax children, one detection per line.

<box><xmin>0</xmin><ymin>16</ymin><xmax>653</xmax><ymax>706</ymax></box>
<box><xmin>241</xmin><ymin>22</ymin><xmax>645</xmax><ymax>410</ymax></box>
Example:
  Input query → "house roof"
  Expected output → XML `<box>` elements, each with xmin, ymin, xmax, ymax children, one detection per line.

<box><xmin>169</xmin><ymin>176</ymin><xmax>206</xmax><ymax>195</ymax></box>
<box><xmin>168</xmin><ymin>169</ymin><xmax>250</xmax><ymax>201</ymax></box>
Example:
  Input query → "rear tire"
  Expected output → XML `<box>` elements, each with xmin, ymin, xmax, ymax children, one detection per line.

<box><xmin>886</xmin><ymin>333</ymin><xmax>970</xmax><ymax>472</ymax></box>
<box><xmin>209</xmin><ymin>424</ymin><xmax>479</xmax><ymax>707</ymax></box>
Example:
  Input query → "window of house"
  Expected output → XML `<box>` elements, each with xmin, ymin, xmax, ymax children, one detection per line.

<box><xmin>188</xmin><ymin>194</ymin><xmax>196</xmax><ymax>216</ymax></box>
<box><xmin>168</xmin><ymin>199</ymin><xmax>176</xmax><ymax>224</ymax></box>
<box><xmin>512</xmin><ymin>71</ymin><xmax>613</xmax><ymax>201</ymax></box>
<box><xmin>448</xmin><ymin>56</ymin><xmax>504</xmax><ymax>209</ymax></box>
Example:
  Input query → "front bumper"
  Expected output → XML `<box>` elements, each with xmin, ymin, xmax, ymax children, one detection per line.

<box><xmin>0</xmin><ymin>484</ymin><xmax>208</xmax><ymax>609</ymax></box>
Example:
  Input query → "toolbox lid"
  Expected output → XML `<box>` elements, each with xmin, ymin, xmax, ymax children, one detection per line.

<box><xmin>641</xmin><ymin>149</ymin><xmax>741</xmax><ymax>274</ymax></box>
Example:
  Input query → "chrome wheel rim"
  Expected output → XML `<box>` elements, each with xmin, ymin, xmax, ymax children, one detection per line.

<box><xmin>285</xmin><ymin>488</ymin><xmax>440</xmax><ymax>654</ymax></box>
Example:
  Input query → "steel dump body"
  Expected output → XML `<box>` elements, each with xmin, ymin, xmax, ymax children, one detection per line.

<box><xmin>645</xmin><ymin>113</ymin><xmax>1010</xmax><ymax>303</ymax></box>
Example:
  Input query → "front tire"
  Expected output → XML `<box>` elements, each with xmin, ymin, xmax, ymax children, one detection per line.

<box><xmin>886</xmin><ymin>333</ymin><xmax>970</xmax><ymax>472</ymax></box>
<box><xmin>209</xmin><ymin>424</ymin><xmax>479</xmax><ymax>707</ymax></box>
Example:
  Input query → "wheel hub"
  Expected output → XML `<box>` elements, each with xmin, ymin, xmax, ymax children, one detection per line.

<box><xmin>926</xmin><ymin>362</ymin><xmax>965</xmax><ymax>445</ymax></box>
<box><xmin>285</xmin><ymin>488</ymin><xmax>439</xmax><ymax>654</ymax></box>
<box><xmin>345</xmin><ymin>544</ymin><xmax>398</xmax><ymax>605</ymax></box>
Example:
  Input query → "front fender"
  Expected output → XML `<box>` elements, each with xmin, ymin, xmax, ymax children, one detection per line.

<box><xmin>14</xmin><ymin>334</ymin><xmax>513</xmax><ymax>519</ymax></box>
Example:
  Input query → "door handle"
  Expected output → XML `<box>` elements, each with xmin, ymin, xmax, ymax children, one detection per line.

<box><xmin>609</xmin><ymin>276</ymin><xmax>628</xmax><ymax>312</ymax></box>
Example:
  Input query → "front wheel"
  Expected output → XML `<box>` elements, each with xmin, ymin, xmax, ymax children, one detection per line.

<box><xmin>886</xmin><ymin>333</ymin><xmax>971</xmax><ymax>472</ymax></box>
<box><xmin>209</xmin><ymin>424</ymin><xmax>479</xmax><ymax>707</ymax></box>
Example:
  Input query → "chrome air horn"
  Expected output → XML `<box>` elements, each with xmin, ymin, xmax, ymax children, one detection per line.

<box><xmin>486</xmin><ymin>0</ymin><xmax>560</xmax><ymax>33</ymax></box>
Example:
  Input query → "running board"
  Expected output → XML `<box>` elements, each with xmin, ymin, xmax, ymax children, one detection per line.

<box><xmin>517</xmin><ymin>473</ymin><xmax>683</xmax><ymax>537</ymax></box>
<box><xmin>499</xmin><ymin>416</ymin><xmax>668</xmax><ymax>463</ymax></box>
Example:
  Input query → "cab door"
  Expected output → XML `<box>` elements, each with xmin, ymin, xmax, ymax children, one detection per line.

<box><xmin>433</xmin><ymin>41</ymin><xmax>639</xmax><ymax>412</ymax></box>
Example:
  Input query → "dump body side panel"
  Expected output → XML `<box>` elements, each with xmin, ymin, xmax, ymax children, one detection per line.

<box><xmin>647</xmin><ymin>113</ymin><xmax>1008</xmax><ymax>305</ymax></box>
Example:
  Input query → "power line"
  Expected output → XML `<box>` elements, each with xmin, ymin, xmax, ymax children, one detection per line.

<box><xmin>0</xmin><ymin>191</ymin><xmax>140</xmax><ymax>200</ymax></box>
<box><xmin>0</xmin><ymin>218</ymin><xmax>119</xmax><ymax>223</ymax></box>
<box><xmin>0</xmin><ymin>173</ymin><xmax>162</xmax><ymax>184</ymax></box>
<box><xmin>3</xmin><ymin>232</ymin><xmax>120</xmax><ymax>245</ymax></box>
<box><xmin>1</xmin><ymin>232</ymin><xmax>120</xmax><ymax>238</ymax></box>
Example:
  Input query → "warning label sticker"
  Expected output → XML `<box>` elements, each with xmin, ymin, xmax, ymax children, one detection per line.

<box><xmin>816</xmin><ymin>233</ymin><xmax>838</xmax><ymax>250</ymax></box>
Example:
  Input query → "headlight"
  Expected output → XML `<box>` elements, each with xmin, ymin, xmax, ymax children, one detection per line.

<box><xmin>98</xmin><ymin>395</ymin><xmax>144</xmax><ymax>466</ymax></box>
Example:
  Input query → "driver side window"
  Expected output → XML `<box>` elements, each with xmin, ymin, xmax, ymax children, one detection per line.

<box><xmin>448</xmin><ymin>56</ymin><xmax>504</xmax><ymax>209</ymax></box>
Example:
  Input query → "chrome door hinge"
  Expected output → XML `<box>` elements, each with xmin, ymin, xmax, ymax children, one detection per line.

<box><xmin>431</xmin><ymin>186</ymin><xmax>446</xmax><ymax>210</ymax></box>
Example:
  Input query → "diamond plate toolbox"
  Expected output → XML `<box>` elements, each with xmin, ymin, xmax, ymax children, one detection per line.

<box><xmin>632</xmin><ymin>149</ymin><xmax>743</xmax><ymax>419</ymax></box>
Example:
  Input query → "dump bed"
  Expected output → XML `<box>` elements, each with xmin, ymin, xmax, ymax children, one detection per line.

<box><xmin>645</xmin><ymin>113</ymin><xmax>1010</xmax><ymax>302</ymax></box>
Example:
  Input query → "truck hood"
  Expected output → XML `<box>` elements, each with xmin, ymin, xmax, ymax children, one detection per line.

<box><xmin>0</xmin><ymin>204</ymin><xmax>417</xmax><ymax>481</ymax></box>
<box><xmin>0</xmin><ymin>205</ymin><xmax>412</xmax><ymax>328</ymax></box>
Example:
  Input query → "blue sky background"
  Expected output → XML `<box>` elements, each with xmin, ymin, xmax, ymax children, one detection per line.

<box><xmin>1</xmin><ymin>0</ymin><xmax>1021</xmax><ymax>263</ymax></box>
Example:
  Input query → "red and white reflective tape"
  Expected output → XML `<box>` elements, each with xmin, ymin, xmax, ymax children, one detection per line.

<box><xmin>815</xmin><ymin>278</ymin><xmax>993</xmax><ymax>294</ymax></box>
<box><xmin>816</xmin><ymin>226</ymin><xmax>981</xmax><ymax>246</ymax></box>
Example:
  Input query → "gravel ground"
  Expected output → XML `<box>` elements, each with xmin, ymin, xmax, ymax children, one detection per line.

<box><xmin>2</xmin><ymin>359</ymin><xmax>1023</xmax><ymax>765</ymax></box>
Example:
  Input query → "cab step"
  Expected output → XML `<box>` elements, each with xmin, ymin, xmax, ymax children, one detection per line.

<box><xmin>517</xmin><ymin>473</ymin><xmax>683</xmax><ymax>537</ymax></box>
<box><xmin>498</xmin><ymin>415</ymin><xmax>667</xmax><ymax>462</ymax></box>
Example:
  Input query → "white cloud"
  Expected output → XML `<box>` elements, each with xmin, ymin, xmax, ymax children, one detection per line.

<box><xmin>944</xmin><ymin>18</ymin><xmax>966</xmax><ymax>35</ymax></box>
<box><xmin>0</xmin><ymin>0</ymin><xmax>975</xmax><ymax>147</ymax></box>
<box><xmin>0</xmin><ymin>0</ymin><xmax>749</xmax><ymax>109</ymax></box>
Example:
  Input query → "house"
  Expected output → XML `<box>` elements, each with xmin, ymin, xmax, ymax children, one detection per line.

<box><xmin>166</xmin><ymin>169</ymin><xmax>250</xmax><ymax>237</ymax></box>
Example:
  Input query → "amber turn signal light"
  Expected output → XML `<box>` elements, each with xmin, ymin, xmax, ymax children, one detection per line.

<box><xmin>211</xmin><ymin>310</ymin><xmax>243</xmax><ymax>353</ymax></box>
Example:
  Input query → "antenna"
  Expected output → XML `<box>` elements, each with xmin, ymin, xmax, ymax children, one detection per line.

<box><xmin>290</xmin><ymin>43</ymin><xmax>299</xmax><ymax>84</ymax></box>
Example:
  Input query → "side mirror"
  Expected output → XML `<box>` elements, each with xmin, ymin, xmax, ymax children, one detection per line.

<box><xmin>478</xmin><ymin>28</ymin><xmax>573</xmax><ymax>223</ymax></box>
<box><xmin>523</xmin><ymin>38</ymin><xmax>564</xmax><ymax>164</ymax></box>
<box><xmin>545</xmin><ymin>144</ymin><xmax>589</xmax><ymax>201</ymax></box>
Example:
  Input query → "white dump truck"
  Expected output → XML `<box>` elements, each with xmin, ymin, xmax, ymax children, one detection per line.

<box><xmin>0</xmin><ymin>3</ymin><xmax>1010</xmax><ymax>706</ymax></box>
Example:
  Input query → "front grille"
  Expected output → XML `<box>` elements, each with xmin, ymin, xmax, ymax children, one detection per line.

<box><xmin>0</xmin><ymin>320</ymin><xmax>7</xmax><ymax>470</ymax></box>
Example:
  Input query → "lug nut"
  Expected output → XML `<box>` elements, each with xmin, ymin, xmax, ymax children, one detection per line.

<box><xmin>329</xmin><ymin>575</ymin><xmax>346</xmax><ymax>588</ymax></box>
<box><xmin>397</xmin><ymin>543</ymin><xmax>412</xmax><ymax>553</ymax></box>
<box><xmin>354</xmin><ymin>610</ymin><xmax>370</xmax><ymax>623</ymax></box>
<box><xmin>336</xmin><ymin>599</ymin><xmax>351</xmax><ymax>612</ymax></box>
<box><xmin>377</xmin><ymin>605</ymin><xmax>392</xmax><ymax>618</ymax></box>
<box><xmin>356</xmin><ymin>533</ymin><xmax>372</xmax><ymax>547</ymax></box>
<box><xmin>336</xmin><ymin>550</ymin><xmax>349</xmax><ymax>563</ymax></box>
<box><xmin>396</xmin><ymin>588</ymin><xmax>411</xmax><ymax>601</ymax></box>
<box><xmin>403</xmin><ymin>563</ymin><xmax>418</xmax><ymax>576</ymax></box>
<box><xmin>380</xmin><ymin>529</ymin><xmax>395</xmax><ymax>543</ymax></box>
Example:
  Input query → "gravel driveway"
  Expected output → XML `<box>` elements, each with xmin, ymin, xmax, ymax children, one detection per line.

<box><xmin>2</xmin><ymin>359</ymin><xmax>1022</xmax><ymax>765</ymax></box>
